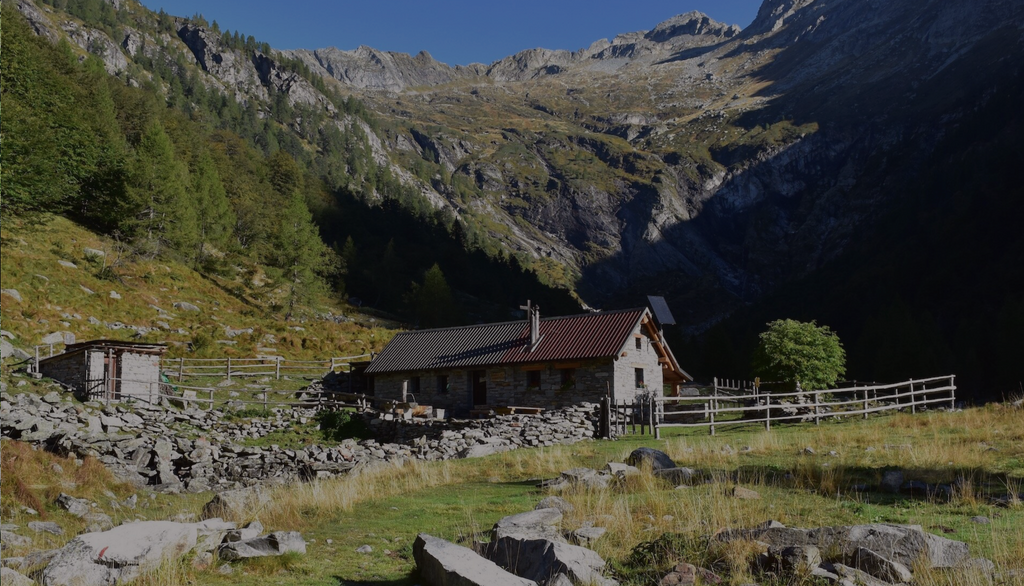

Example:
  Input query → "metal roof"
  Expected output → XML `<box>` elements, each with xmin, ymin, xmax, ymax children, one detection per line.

<box><xmin>365</xmin><ymin>308</ymin><xmax>648</xmax><ymax>374</ymax></box>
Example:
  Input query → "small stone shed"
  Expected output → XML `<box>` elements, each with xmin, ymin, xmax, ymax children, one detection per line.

<box><xmin>38</xmin><ymin>340</ymin><xmax>167</xmax><ymax>402</ymax></box>
<box><xmin>365</xmin><ymin>306</ymin><xmax>691</xmax><ymax>415</ymax></box>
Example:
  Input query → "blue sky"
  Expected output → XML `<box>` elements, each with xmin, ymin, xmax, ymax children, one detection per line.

<box><xmin>138</xmin><ymin>1</ymin><xmax>762</xmax><ymax>66</ymax></box>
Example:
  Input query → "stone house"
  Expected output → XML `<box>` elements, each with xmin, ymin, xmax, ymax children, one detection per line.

<box><xmin>365</xmin><ymin>305</ymin><xmax>690</xmax><ymax>415</ymax></box>
<box><xmin>38</xmin><ymin>340</ymin><xmax>167</xmax><ymax>402</ymax></box>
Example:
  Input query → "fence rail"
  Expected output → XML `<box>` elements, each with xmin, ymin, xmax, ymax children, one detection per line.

<box><xmin>160</xmin><ymin>354</ymin><xmax>371</xmax><ymax>381</ymax></box>
<box><xmin>653</xmin><ymin>375</ymin><xmax>955</xmax><ymax>437</ymax></box>
<box><xmin>600</xmin><ymin>375</ymin><xmax>955</xmax><ymax>439</ymax></box>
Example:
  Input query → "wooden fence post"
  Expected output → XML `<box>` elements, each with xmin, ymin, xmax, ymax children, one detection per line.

<box><xmin>263</xmin><ymin>391</ymin><xmax>268</xmax><ymax>411</ymax></box>
<box><xmin>814</xmin><ymin>392</ymin><xmax>820</xmax><ymax>426</ymax></box>
<box><xmin>863</xmin><ymin>389</ymin><xmax>869</xmax><ymax>419</ymax></box>
<box><xmin>949</xmin><ymin>375</ymin><xmax>956</xmax><ymax>410</ymax></box>
<box><xmin>208</xmin><ymin>389</ymin><xmax>214</xmax><ymax>411</ymax></box>
<box><xmin>275</xmin><ymin>357</ymin><xmax>282</xmax><ymax>380</ymax></box>
<box><xmin>654</xmin><ymin>397</ymin><xmax>661</xmax><ymax>440</ymax></box>
<box><xmin>765</xmin><ymin>393</ymin><xmax>771</xmax><ymax>431</ymax></box>
<box><xmin>710</xmin><ymin>379</ymin><xmax>717</xmax><ymax>436</ymax></box>
<box><xmin>909</xmin><ymin>379</ymin><xmax>916</xmax><ymax>414</ymax></box>
<box><xmin>178</xmin><ymin>358</ymin><xmax>184</xmax><ymax>382</ymax></box>
<box><xmin>226</xmin><ymin>357</ymin><xmax>232</xmax><ymax>382</ymax></box>
<box><xmin>35</xmin><ymin>346</ymin><xmax>40</xmax><ymax>373</ymax></box>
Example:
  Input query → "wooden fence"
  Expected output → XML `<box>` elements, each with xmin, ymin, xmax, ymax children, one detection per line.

<box><xmin>602</xmin><ymin>375</ymin><xmax>956</xmax><ymax>439</ymax></box>
<box><xmin>83</xmin><ymin>376</ymin><xmax>372</xmax><ymax>412</ymax></box>
<box><xmin>161</xmin><ymin>354</ymin><xmax>371</xmax><ymax>381</ymax></box>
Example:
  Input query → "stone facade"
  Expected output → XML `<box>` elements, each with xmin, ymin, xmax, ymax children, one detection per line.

<box><xmin>39</xmin><ymin>344</ymin><xmax>163</xmax><ymax>402</ymax></box>
<box><xmin>373</xmin><ymin>321</ymin><xmax>665</xmax><ymax>414</ymax></box>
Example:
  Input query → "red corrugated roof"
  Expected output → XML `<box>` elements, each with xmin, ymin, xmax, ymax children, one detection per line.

<box><xmin>365</xmin><ymin>308</ymin><xmax>647</xmax><ymax>374</ymax></box>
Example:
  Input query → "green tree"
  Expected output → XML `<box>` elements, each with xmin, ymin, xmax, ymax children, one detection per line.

<box><xmin>410</xmin><ymin>263</ymin><xmax>458</xmax><ymax>328</ymax></box>
<box><xmin>277</xmin><ymin>192</ymin><xmax>332</xmax><ymax>320</ymax></box>
<box><xmin>126</xmin><ymin>122</ymin><xmax>197</xmax><ymax>257</ymax></box>
<box><xmin>190</xmin><ymin>153</ymin><xmax>234</xmax><ymax>264</ymax></box>
<box><xmin>752</xmin><ymin>319</ymin><xmax>846</xmax><ymax>391</ymax></box>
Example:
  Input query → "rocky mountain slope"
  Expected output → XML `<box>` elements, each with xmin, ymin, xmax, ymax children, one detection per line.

<box><xmin>9</xmin><ymin>0</ymin><xmax>1024</xmax><ymax>394</ymax></box>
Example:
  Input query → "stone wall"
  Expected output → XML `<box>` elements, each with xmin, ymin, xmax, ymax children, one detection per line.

<box><xmin>374</xmin><ymin>359</ymin><xmax>615</xmax><ymax>414</ymax></box>
<box><xmin>611</xmin><ymin>323</ymin><xmax>665</xmax><ymax>404</ymax></box>
<box><xmin>39</xmin><ymin>350</ymin><xmax>89</xmax><ymax>396</ymax></box>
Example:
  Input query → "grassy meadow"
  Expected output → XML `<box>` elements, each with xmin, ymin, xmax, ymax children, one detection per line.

<box><xmin>2</xmin><ymin>400</ymin><xmax>1021</xmax><ymax>585</ymax></box>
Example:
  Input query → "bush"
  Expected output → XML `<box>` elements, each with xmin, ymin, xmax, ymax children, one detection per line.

<box><xmin>752</xmin><ymin>319</ymin><xmax>846</xmax><ymax>391</ymax></box>
<box><xmin>316</xmin><ymin>409</ymin><xmax>371</xmax><ymax>442</ymax></box>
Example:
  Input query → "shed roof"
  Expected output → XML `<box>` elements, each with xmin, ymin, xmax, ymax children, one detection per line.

<box><xmin>39</xmin><ymin>340</ymin><xmax>168</xmax><ymax>365</ymax></box>
<box><xmin>367</xmin><ymin>308</ymin><xmax>658</xmax><ymax>375</ymax></box>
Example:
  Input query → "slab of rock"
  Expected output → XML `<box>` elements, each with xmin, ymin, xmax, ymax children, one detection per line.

<box><xmin>201</xmin><ymin>486</ymin><xmax>270</xmax><ymax>520</ymax></box>
<box><xmin>604</xmin><ymin>462</ymin><xmax>640</xmax><ymax>477</ymax></box>
<box><xmin>717</xmin><ymin>523</ymin><xmax>969</xmax><ymax>570</ymax></box>
<box><xmin>536</xmin><ymin>496</ymin><xmax>574</xmax><ymax>514</ymax></box>
<box><xmin>732</xmin><ymin>486</ymin><xmax>761</xmax><ymax>500</ymax></box>
<box><xmin>0</xmin><ymin>567</ymin><xmax>34</xmax><ymax>586</ymax></box>
<box><xmin>853</xmin><ymin>547</ymin><xmax>913</xmax><ymax>583</ymax></box>
<box><xmin>831</xmin><ymin>562</ymin><xmax>896</xmax><ymax>586</ymax></box>
<box><xmin>28</xmin><ymin>521</ymin><xmax>64</xmax><ymax>536</ymax></box>
<box><xmin>626</xmin><ymin>447</ymin><xmax>676</xmax><ymax>471</ymax></box>
<box><xmin>58</xmin><ymin>260</ymin><xmax>77</xmax><ymax>269</ymax></box>
<box><xmin>559</xmin><ymin>467</ymin><xmax>610</xmax><ymax>489</ymax></box>
<box><xmin>493</xmin><ymin>508</ymin><xmax>563</xmax><ymax>541</ymax></box>
<box><xmin>490</xmin><ymin>534</ymin><xmax>616</xmax><ymax>586</ymax></box>
<box><xmin>571</xmin><ymin>526</ymin><xmax>607</xmax><ymax>546</ymax></box>
<box><xmin>173</xmin><ymin>301</ymin><xmax>200</xmax><ymax>312</ymax></box>
<box><xmin>55</xmin><ymin>493</ymin><xmax>92</xmax><ymax>518</ymax></box>
<box><xmin>0</xmin><ymin>530</ymin><xmax>31</xmax><ymax>549</ymax></box>
<box><xmin>660</xmin><ymin>562</ymin><xmax>696</xmax><ymax>585</ymax></box>
<box><xmin>458</xmin><ymin>444</ymin><xmax>510</xmax><ymax>458</ymax></box>
<box><xmin>413</xmin><ymin>533</ymin><xmax>537</xmax><ymax>586</ymax></box>
<box><xmin>218</xmin><ymin>531</ymin><xmax>305</xmax><ymax>560</ymax></box>
<box><xmin>83</xmin><ymin>248</ymin><xmax>105</xmax><ymax>258</ymax></box>
<box><xmin>1</xmin><ymin>289</ymin><xmax>22</xmax><ymax>302</ymax></box>
<box><xmin>40</xmin><ymin>521</ymin><xmax>198</xmax><ymax>586</ymax></box>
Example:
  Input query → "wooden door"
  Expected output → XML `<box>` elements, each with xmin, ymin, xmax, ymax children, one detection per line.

<box><xmin>471</xmin><ymin>370</ymin><xmax>487</xmax><ymax>406</ymax></box>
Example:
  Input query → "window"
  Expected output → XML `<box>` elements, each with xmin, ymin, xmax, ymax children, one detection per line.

<box><xmin>560</xmin><ymin>368</ymin><xmax>576</xmax><ymax>390</ymax></box>
<box><xmin>409</xmin><ymin>376</ymin><xmax>421</xmax><ymax>394</ymax></box>
<box><xmin>527</xmin><ymin>369</ymin><xmax>541</xmax><ymax>389</ymax></box>
<box><xmin>437</xmin><ymin>374</ymin><xmax>449</xmax><ymax>394</ymax></box>
<box><xmin>635</xmin><ymin>337</ymin><xmax>643</xmax><ymax>350</ymax></box>
<box><xmin>635</xmin><ymin>368</ymin><xmax>645</xmax><ymax>389</ymax></box>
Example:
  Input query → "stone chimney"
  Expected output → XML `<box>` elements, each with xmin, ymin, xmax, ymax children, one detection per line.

<box><xmin>520</xmin><ymin>300</ymin><xmax>541</xmax><ymax>350</ymax></box>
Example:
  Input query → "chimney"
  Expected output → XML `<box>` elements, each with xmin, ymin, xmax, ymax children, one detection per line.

<box><xmin>520</xmin><ymin>300</ymin><xmax>541</xmax><ymax>350</ymax></box>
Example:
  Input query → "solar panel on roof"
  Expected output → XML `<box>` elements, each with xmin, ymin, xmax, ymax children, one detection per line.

<box><xmin>647</xmin><ymin>295</ymin><xmax>676</xmax><ymax>326</ymax></box>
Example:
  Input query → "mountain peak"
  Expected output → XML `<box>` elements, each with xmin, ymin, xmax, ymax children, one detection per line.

<box><xmin>645</xmin><ymin>10</ymin><xmax>741</xmax><ymax>43</ymax></box>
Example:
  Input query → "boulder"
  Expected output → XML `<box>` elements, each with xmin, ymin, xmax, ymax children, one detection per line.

<box><xmin>625</xmin><ymin>447</ymin><xmax>676</xmax><ymax>471</ymax></box>
<box><xmin>1</xmin><ymin>289</ymin><xmax>22</xmax><ymax>303</ymax></box>
<box><xmin>55</xmin><ymin>493</ymin><xmax>92</xmax><ymax>518</ymax></box>
<box><xmin>717</xmin><ymin>523</ymin><xmax>969</xmax><ymax>570</ymax></box>
<box><xmin>0</xmin><ymin>567</ymin><xmax>34</xmax><ymax>586</ymax></box>
<box><xmin>217</xmin><ymin>531</ymin><xmax>305</xmax><ymax>561</ymax></box>
<box><xmin>28</xmin><ymin>521</ymin><xmax>64</xmax><ymax>536</ymax></box>
<box><xmin>660</xmin><ymin>563</ymin><xmax>696</xmax><ymax>585</ymax></box>
<box><xmin>536</xmin><ymin>496</ymin><xmax>574</xmax><ymax>514</ymax></box>
<box><xmin>0</xmin><ymin>530</ymin><xmax>31</xmax><ymax>548</ymax></box>
<box><xmin>39</xmin><ymin>521</ymin><xmax>198</xmax><ymax>586</ymax></box>
<box><xmin>853</xmin><ymin>547</ymin><xmax>913</xmax><ymax>583</ymax></box>
<box><xmin>559</xmin><ymin>467</ymin><xmax>610</xmax><ymax>489</ymax></box>
<box><xmin>768</xmin><ymin>544</ymin><xmax>821</xmax><ymax>572</ymax></box>
<box><xmin>571</xmin><ymin>526</ymin><xmax>607</xmax><ymax>546</ymax></box>
<box><xmin>732</xmin><ymin>486</ymin><xmax>761</xmax><ymax>500</ymax></box>
<box><xmin>493</xmin><ymin>508</ymin><xmax>563</xmax><ymax>541</ymax></box>
<box><xmin>201</xmin><ymin>486</ymin><xmax>270</xmax><ymax>520</ymax></box>
<box><xmin>413</xmin><ymin>533</ymin><xmax>537</xmax><ymax>586</ymax></box>
<box><xmin>489</xmin><ymin>534</ymin><xmax>616</xmax><ymax>586</ymax></box>
<box><xmin>173</xmin><ymin>301</ymin><xmax>200</xmax><ymax>312</ymax></box>
<box><xmin>604</xmin><ymin>462</ymin><xmax>640</xmax><ymax>477</ymax></box>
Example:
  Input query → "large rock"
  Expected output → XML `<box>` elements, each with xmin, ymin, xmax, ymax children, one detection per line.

<box><xmin>717</xmin><ymin>523</ymin><xmax>969</xmax><ymax>570</ymax></box>
<box><xmin>55</xmin><ymin>493</ymin><xmax>92</xmax><ymax>518</ymax></box>
<box><xmin>201</xmin><ymin>486</ymin><xmax>270</xmax><ymax>520</ymax></box>
<box><xmin>413</xmin><ymin>533</ymin><xmax>537</xmax><ymax>586</ymax></box>
<box><xmin>218</xmin><ymin>531</ymin><xmax>305</xmax><ymax>561</ymax></box>
<box><xmin>853</xmin><ymin>547</ymin><xmax>914</xmax><ymax>583</ymax></box>
<box><xmin>173</xmin><ymin>301</ymin><xmax>200</xmax><ymax>312</ymax></box>
<box><xmin>536</xmin><ymin>496</ymin><xmax>574</xmax><ymax>514</ymax></box>
<box><xmin>0</xmin><ymin>567</ymin><xmax>34</xmax><ymax>586</ymax></box>
<box><xmin>655</xmin><ymin>467</ymin><xmax>699</xmax><ymax>485</ymax></box>
<box><xmin>490</xmin><ymin>534</ymin><xmax>617</xmax><ymax>586</ymax></box>
<box><xmin>625</xmin><ymin>447</ymin><xmax>676</xmax><ymax>471</ymax></box>
<box><xmin>493</xmin><ymin>508</ymin><xmax>563</xmax><ymax>541</ymax></box>
<box><xmin>40</xmin><ymin>521</ymin><xmax>198</xmax><ymax>586</ymax></box>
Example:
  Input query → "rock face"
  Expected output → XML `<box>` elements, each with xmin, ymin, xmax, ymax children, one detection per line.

<box><xmin>413</xmin><ymin>533</ymin><xmax>538</xmax><ymax>586</ymax></box>
<box><xmin>40</xmin><ymin>521</ymin><xmax>198</xmax><ymax>586</ymax></box>
<box><xmin>718</xmin><ymin>523</ymin><xmax>971</xmax><ymax>570</ymax></box>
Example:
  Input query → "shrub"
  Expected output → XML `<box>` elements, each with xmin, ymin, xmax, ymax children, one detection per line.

<box><xmin>316</xmin><ymin>409</ymin><xmax>371</xmax><ymax>442</ymax></box>
<box><xmin>752</xmin><ymin>319</ymin><xmax>846</xmax><ymax>391</ymax></box>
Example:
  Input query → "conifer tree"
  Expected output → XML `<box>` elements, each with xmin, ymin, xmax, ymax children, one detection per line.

<box><xmin>277</xmin><ymin>192</ymin><xmax>331</xmax><ymax>320</ymax></box>
<box><xmin>127</xmin><ymin>122</ymin><xmax>196</xmax><ymax>257</ymax></box>
<box><xmin>190</xmin><ymin>153</ymin><xmax>234</xmax><ymax>264</ymax></box>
